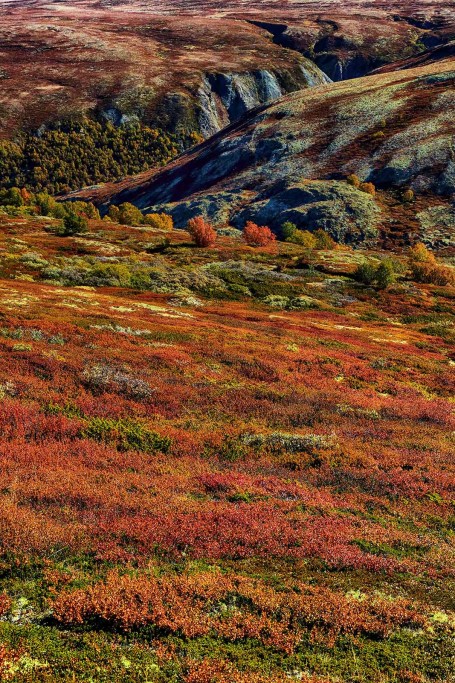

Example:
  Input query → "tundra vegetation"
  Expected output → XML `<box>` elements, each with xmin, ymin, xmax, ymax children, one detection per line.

<box><xmin>0</xmin><ymin>4</ymin><xmax>454</xmax><ymax>681</ymax></box>
<box><xmin>0</xmin><ymin>209</ymin><xmax>453</xmax><ymax>682</ymax></box>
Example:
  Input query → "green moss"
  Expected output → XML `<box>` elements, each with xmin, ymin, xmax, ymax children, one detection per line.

<box><xmin>353</xmin><ymin>539</ymin><xmax>429</xmax><ymax>560</ymax></box>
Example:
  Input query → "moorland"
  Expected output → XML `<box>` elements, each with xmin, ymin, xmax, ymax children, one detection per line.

<box><xmin>0</xmin><ymin>1</ymin><xmax>453</xmax><ymax>682</ymax></box>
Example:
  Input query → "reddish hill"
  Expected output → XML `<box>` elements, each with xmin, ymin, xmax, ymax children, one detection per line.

<box><xmin>0</xmin><ymin>0</ymin><xmax>453</xmax><ymax>138</ymax></box>
<box><xmin>0</xmin><ymin>1</ymin><xmax>328</xmax><ymax>139</ymax></box>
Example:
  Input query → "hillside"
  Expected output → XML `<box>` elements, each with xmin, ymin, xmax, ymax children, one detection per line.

<box><xmin>66</xmin><ymin>56</ymin><xmax>455</xmax><ymax>249</ymax></box>
<box><xmin>0</xmin><ymin>213</ymin><xmax>453</xmax><ymax>682</ymax></box>
<box><xmin>0</xmin><ymin>1</ymin><xmax>328</xmax><ymax>141</ymax></box>
<box><xmin>0</xmin><ymin>0</ymin><xmax>453</xmax><ymax>195</ymax></box>
<box><xmin>0</xmin><ymin>2</ymin><xmax>454</xmax><ymax>682</ymax></box>
<box><xmin>0</xmin><ymin>0</ymin><xmax>454</xmax><ymax>140</ymax></box>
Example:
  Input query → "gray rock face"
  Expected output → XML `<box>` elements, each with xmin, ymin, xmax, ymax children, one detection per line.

<box><xmin>417</xmin><ymin>203</ymin><xmax>455</xmax><ymax>248</ymax></box>
<box><xmin>158</xmin><ymin>191</ymin><xmax>247</xmax><ymax>228</ymax></box>
<box><xmin>197</xmin><ymin>65</ymin><xmax>329</xmax><ymax>136</ymax></box>
<box><xmin>99</xmin><ymin>63</ymin><xmax>329</xmax><ymax>139</ymax></box>
<box><xmin>314</xmin><ymin>53</ymin><xmax>376</xmax><ymax>81</ymax></box>
<box><xmin>439</xmin><ymin>160</ymin><xmax>455</xmax><ymax>194</ymax></box>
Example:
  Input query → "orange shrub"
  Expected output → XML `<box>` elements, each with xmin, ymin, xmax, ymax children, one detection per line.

<box><xmin>402</xmin><ymin>189</ymin><xmax>415</xmax><ymax>203</ymax></box>
<box><xmin>51</xmin><ymin>569</ymin><xmax>424</xmax><ymax>651</ymax></box>
<box><xmin>187</xmin><ymin>216</ymin><xmax>217</xmax><ymax>248</ymax></box>
<box><xmin>411</xmin><ymin>262</ymin><xmax>454</xmax><ymax>286</ymax></box>
<box><xmin>408</xmin><ymin>242</ymin><xmax>434</xmax><ymax>264</ymax></box>
<box><xmin>408</xmin><ymin>243</ymin><xmax>454</xmax><ymax>286</ymax></box>
<box><xmin>243</xmin><ymin>221</ymin><xmax>276</xmax><ymax>247</ymax></box>
<box><xmin>0</xmin><ymin>642</ymin><xmax>22</xmax><ymax>681</ymax></box>
<box><xmin>346</xmin><ymin>173</ymin><xmax>361</xmax><ymax>188</ymax></box>
<box><xmin>360</xmin><ymin>182</ymin><xmax>376</xmax><ymax>197</ymax></box>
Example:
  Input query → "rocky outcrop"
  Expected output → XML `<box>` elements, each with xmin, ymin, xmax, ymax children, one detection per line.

<box><xmin>197</xmin><ymin>66</ymin><xmax>330</xmax><ymax>136</ymax></box>
<box><xmin>417</xmin><ymin>203</ymin><xmax>455</xmax><ymax>248</ymax></box>
<box><xmin>231</xmin><ymin>181</ymin><xmax>381</xmax><ymax>244</ymax></box>
<box><xmin>157</xmin><ymin>180</ymin><xmax>381</xmax><ymax>245</ymax></box>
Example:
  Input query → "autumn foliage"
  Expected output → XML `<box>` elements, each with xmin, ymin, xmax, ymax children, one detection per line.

<box><xmin>187</xmin><ymin>216</ymin><xmax>217</xmax><ymax>247</ymax></box>
<box><xmin>243</xmin><ymin>221</ymin><xmax>276</xmax><ymax>247</ymax></box>
<box><xmin>408</xmin><ymin>242</ymin><xmax>455</xmax><ymax>286</ymax></box>
<box><xmin>51</xmin><ymin>569</ymin><xmax>424</xmax><ymax>651</ymax></box>
<box><xmin>0</xmin><ymin>214</ymin><xmax>453</xmax><ymax>681</ymax></box>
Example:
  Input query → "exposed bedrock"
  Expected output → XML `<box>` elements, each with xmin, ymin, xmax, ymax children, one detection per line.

<box><xmin>156</xmin><ymin>180</ymin><xmax>382</xmax><ymax>246</ymax></box>
<box><xmin>196</xmin><ymin>67</ymin><xmax>330</xmax><ymax>137</ymax></box>
<box><xmin>98</xmin><ymin>65</ymin><xmax>330</xmax><ymax>140</ymax></box>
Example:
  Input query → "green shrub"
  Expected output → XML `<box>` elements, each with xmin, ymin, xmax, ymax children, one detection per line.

<box><xmin>118</xmin><ymin>203</ymin><xmax>144</xmax><ymax>226</ymax></box>
<box><xmin>282</xmin><ymin>222</ymin><xmax>318</xmax><ymax>249</ymax></box>
<box><xmin>108</xmin><ymin>205</ymin><xmax>121</xmax><ymax>223</ymax></box>
<box><xmin>354</xmin><ymin>258</ymin><xmax>400</xmax><ymax>289</ymax></box>
<box><xmin>375</xmin><ymin>258</ymin><xmax>398</xmax><ymax>290</ymax></box>
<box><xmin>293</xmin><ymin>230</ymin><xmax>318</xmax><ymax>249</ymax></box>
<box><xmin>281</xmin><ymin>221</ymin><xmax>298</xmax><ymax>241</ymax></box>
<box><xmin>36</xmin><ymin>192</ymin><xmax>67</xmax><ymax>218</ymax></box>
<box><xmin>0</xmin><ymin>187</ymin><xmax>24</xmax><ymax>207</ymax></box>
<box><xmin>314</xmin><ymin>228</ymin><xmax>336</xmax><ymax>250</ymax></box>
<box><xmin>355</xmin><ymin>261</ymin><xmax>379</xmax><ymax>286</ymax></box>
<box><xmin>81</xmin><ymin>417</ymin><xmax>171</xmax><ymax>454</ymax></box>
<box><xmin>64</xmin><ymin>201</ymin><xmax>100</xmax><ymax>220</ymax></box>
<box><xmin>61</xmin><ymin>211</ymin><xmax>89</xmax><ymax>236</ymax></box>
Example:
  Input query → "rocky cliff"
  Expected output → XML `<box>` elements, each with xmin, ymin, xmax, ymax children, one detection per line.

<box><xmin>197</xmin><ymin>67</ymin><xmax>330</xmax><ymax>136</ymax></box>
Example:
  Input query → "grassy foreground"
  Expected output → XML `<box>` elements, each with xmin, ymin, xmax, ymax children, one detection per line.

<box><xmin>0</xmin><ymin>216</ymin><xmax>453</xmax><ymax>682</ymax></box>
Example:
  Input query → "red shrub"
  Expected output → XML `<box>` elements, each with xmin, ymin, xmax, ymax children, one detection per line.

<box><xmin>187</xmin><ymin>216</ymin><xmax>217</xmax><ymax>248</ymax></box>
<box><xmin>243</xmin><ymin>221</ymin><xmax>276</xmax><ymax>247</ymax></box>
<box><xmin>51</xmin><ymin>569</ymin><xmax>424</xmax><ymax>652</ymax></box>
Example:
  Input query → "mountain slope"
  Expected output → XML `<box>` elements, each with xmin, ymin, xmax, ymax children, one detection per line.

<box><xmin>67</xmin><ymin>57</ymin><xmax>455</xmax><ymax>248</ymax></box>
<box><xmin>0</xmin><ymin>0</ymin><xmax>453</xmax><ymax>140</ymax></box>
<box><xmin>0</xmin><ymin>1</ymin><xmax>328</xmax><ymax>140</ymax></box>
<box><xmin>372</xmin><ymin>40</ymin><xmax>455</xmax><ymax>73</ymax></box>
